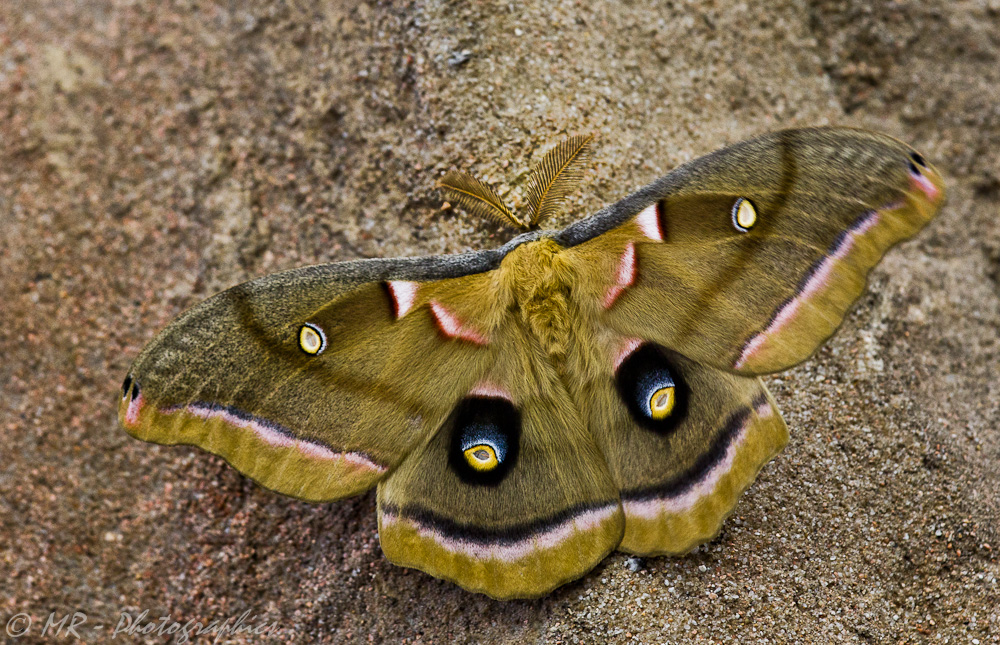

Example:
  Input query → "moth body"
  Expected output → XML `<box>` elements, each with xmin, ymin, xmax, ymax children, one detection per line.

<box><xmin>498</xmin><ymin>237</ymin><xmax>580</xmax><ymax>363</ymax></box>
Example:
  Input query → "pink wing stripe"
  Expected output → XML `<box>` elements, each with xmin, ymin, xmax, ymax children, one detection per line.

<box><xmin>469</xmin><ymin>382</ymin><xmax>512</xmax><ymax>400</ymax></box>
<box><xmin>387</xmin><ymin>280</ymin><xmax>419</xmax><ymax>318</ymax></box>
<box><xmin>734</xmin><ymin>209</ymin><xmax>885</xmax><ymax>369</ymax></box>
<box><xmin>613</xmin><ymin>338</ymin><xmax>643</xmax><ymax>371</ymax></box>
<box><xmin>635</xmin><ymin>203</ymin><xmax>663</xmax><ymax>241</ymax></box>
<box><xmin>910</xmin><ymin>170</ymin><xmax>940</xmax><ymax>201</ymax></box>
<box><xmin>125</xmin><ymin>392</ymin><xmax>144</xmax><ymax>426</ymax></box>
<box><xmin>166</xmin><ymin>404</ymin><xmax>387</xmax><ymax>474</ymax></box>
<box><xmin>623</xmin><ymin>420</ymin><xmax>750</xmax><ymax>518</ymax></box>
<box><xmin>429</xmin><ymin>301</ymin><xmax>489</xmax><ymax>345</ymax></box>
<box><xmin>603</xmin><ymin>243</ymin><xmax>637</xmax><ymax>309</ymax></box>
<box><xmin>381</xmin><ymin>503</ymin><xmax>620</xmax><ymax>562</ymax></box>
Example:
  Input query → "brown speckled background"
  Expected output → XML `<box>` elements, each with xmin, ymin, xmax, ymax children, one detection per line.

<box><xmin>2</xmin><ymin>1</ymin><xmax>998</xmax><ymax>643</ymax></box>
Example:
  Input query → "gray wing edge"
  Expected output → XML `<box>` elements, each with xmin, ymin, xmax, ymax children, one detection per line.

<box><xmin>247</xmin><ymin>230</ymin><xmax>550</xmax><ymax>287</ymax></box>
<box><xmin>553</xmin><ymin>127</ymin><xmax>850</xmax><ymax>247</ymax></box>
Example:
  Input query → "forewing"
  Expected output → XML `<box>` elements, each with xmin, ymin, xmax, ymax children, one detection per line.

<box><xmin>119</xmin><ymin>257</ymin><xmax>503</xmax><ymax>502</ymax></box>
<box><xmin>560</xmin><ymin>127</ymin><xmax>945</xmax><ymax>375</ymax></box>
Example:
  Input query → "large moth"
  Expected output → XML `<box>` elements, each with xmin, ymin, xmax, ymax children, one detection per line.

<box><xmin>119</xmin><ymin>128</ymin><xmax>944</xmax><ymax>599</ymax></box>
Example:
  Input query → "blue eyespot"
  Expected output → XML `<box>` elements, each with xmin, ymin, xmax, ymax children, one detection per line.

<box><xmin>448</xmin><ymin>397</ymin><xmax>520</xmax><ymax>485</ymax></box>
<box><xmin>615</xmin><ymin>344</ymin><xmax>687</xmax><ymax>433</ymax></box>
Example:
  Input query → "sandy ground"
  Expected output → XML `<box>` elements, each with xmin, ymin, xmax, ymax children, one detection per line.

<box><xmin>2</xmin><ymin>1</ymin><xmax>998</xmax><ymax>643</ymax></box>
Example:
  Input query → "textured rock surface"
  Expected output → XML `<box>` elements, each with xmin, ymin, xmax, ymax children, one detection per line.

<box><xmin>1</xmin><ymin>0</ymin><xmax>997</xmax><ymax>642</ymax></box>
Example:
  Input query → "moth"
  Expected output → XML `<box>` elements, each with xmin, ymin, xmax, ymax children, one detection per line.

<box><xmin>119</xmin><ymin>128</ymin><xmax>944</xmax><ymax>599</ymax></box>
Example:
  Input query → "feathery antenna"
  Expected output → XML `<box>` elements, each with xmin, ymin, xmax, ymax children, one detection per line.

<box><xmin>524</xmin><ymin>134</ymin><xmax>594</xmax><ymax>226</ymax></box>
<box><xmin>436</xmin><ymin>171</ymin><xmax>526</xmax><ymax>229</ymax></box>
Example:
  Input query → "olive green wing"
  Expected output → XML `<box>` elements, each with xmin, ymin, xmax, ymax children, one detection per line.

<box><xmin>118</xmin><ymin>252</ymin><xmax>507</xmax><ymax>503</ymax></box>
<box><xmin>553</xmin><ymin>127</ymin><xmax>942</xmax><ymax>556</ymax></box>
<box><xmin>559</xmin><ymin>127</ymin><xmax>945</xmax><ymax>375</ymax></box>
<box><xmin>120</xmin><ymin>245</ymin><xmax>627</xmax><ymax>600</ymax></box>
<box><xmin>376</xmin><ymin>318</ymin><xmax>624</xmax><ymax>600</ymax></box>
<box><xmin>567</xmin><ymin>340</ymin><xmax>787</xmax><ymax>555</ymax></box>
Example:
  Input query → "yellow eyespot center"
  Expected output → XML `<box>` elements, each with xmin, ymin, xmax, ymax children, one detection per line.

<box><xmin>649</xmin><ymin>386</ymin><xmax>675</xmax><ymax>420</ymax></box>
<box><xmin>733</xmin><ymin>198</ymin><xmax>757</xmax><ymax>231</ymax></box>
<box><xmin>463</xmin><ymin>444</ymin><xmax>499</xmax><ymax>471</ymax></box>
<box><xmin>299</xmin><ymin>324</ymin><xmax>325</xmax><ymax>355</ymax></box>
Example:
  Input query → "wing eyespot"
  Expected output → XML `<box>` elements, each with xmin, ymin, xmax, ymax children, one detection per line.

<box><xmin>909</xmin><ymin>152</ymin><xmax>927</xmax><ymax>168</ymax></box>
<box><xmin>615</xmin><ymin>343</ymin><xmax>688</xmax><ymax>433</ymax></box>
<box><xmin>731</xmin><ymin>197</ymin><xmax>757</xmax><ymax>233</ymax></box>
<box><xmin>121</xmin><ymin>374</ymin><xmax>133</xmax><ymax>400</ymax></box>
<box><xmin>299</xmin><ymin>323</ymin><xmax>327</xmax><ymax>355</ymax></box>
<box><xmin>463</xmin><ymin>443</ymin><xmax>500</xmax><ymax>471</ymax></box>
<box><xmin>649</xmin><ymin>386</ymin><xmax>676</xmax><ymax>420</ymax></box>
<box><xmin>447</xmin><ymin>397</ymin><xmax>520</xmax><ymax>486</ymax></box>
